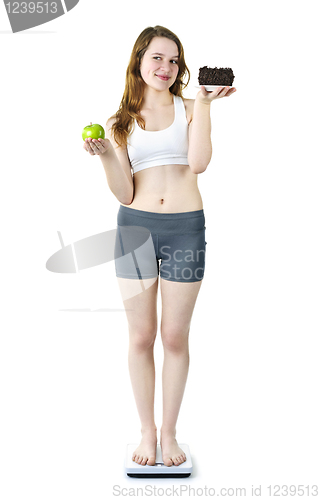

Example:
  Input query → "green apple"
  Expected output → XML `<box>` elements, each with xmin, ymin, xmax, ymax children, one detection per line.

<box><xmin>82</xmin><ymin>123</ymin><xmax>105</xmax><ymax>141</ymax></box>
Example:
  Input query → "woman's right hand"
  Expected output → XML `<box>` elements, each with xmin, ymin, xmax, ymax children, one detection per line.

<box><xmin>83</xmin><ymin>137</ymin><xmax>111</xmax><ymax>155</ymax></box>
<box><xmin>83</xmin><ymin>122</ymin><xmax>111</xmax><ymax>156</ymax></box>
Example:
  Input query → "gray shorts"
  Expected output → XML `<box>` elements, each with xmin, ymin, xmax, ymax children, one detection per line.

<box><xmin>114</xmin><ymin>205</ymin><xmax>207</xmax><ymax>283</ymax></box>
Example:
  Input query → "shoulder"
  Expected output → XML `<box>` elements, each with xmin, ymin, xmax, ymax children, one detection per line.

<box><xmin>181</xmin><ymin>98</ymin><xmax>195</xmax><ymax>124</ymax></box>
<box><xmin>105</xmin><ymin>115</ymin><xmax>127</xmax><ymax>152</ymax></box>
<box><xmin>106</xmin><ymin>115</ymin><xmax>117</xmax><ymax>131</ymax></box>
<box><xmin>105</xmin><ymin>115</ymin><xmax>117</xmax><ymax>143</ymax></box>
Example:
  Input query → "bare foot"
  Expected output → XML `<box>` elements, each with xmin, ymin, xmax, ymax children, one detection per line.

<box><xmin>132</xmin><ymin>427</ymin><xmax>157</xmax><ymax>466</ymax></box>
<box><xmin>160</xmin><ymin>429</ymin><xmax>187</xmax><ymax>467</ymax></box>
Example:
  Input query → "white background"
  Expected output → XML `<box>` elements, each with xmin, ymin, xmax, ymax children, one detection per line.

<box><xmin>1</xmin><ymin>0</ymin><xmax>319</xmax><ymax>498</ymax></box>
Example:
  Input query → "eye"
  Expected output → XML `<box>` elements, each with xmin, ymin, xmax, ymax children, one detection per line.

<box><xmin>153</xmin><ymin>56</ymin><xmax>161</xmax><ymax>60</ymax></box>
<box><xmin>171</xmin><ymin>60</ymin><xmax>178</xmax><ymax>64</ymax></box>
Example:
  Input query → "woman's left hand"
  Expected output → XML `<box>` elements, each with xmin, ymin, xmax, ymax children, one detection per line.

<box><xmin>197</xmin><ymin>85</ymin><xmax>236</xmax><ymax>104</ymax></box>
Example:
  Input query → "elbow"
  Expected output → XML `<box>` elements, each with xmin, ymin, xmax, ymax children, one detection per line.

<box><xmin>188</xmin><ymin>149</ymin><xmax>212</xmax><ymax>174</ymax></box>
<box><xmin>188</xmin><ymin>159</ymin><xmax>209</xmax><ymax>174</ymax></box>
<box><xmin>191</xmin><ymin>165</ymin><xmax>208</xmax><ymax>174</ymax></box>
<box><xmin>118</xmin><ymin>194</ymin><xmax>134</xmax><ymax>205</ymax></box>
<box><xmin>118</xmin><ymin>198</ymin><xmax>132</xmax><ymax>206</ymax></box>
<box><xmin>117</xmin><ymin>187</ymin><xmax>134</xmax><ymax>206</ymax></box>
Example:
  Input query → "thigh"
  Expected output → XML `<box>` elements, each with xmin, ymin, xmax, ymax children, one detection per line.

<box><xmin>117</xmin><ymin>277</ymin><xmax>159</xmax><ymax>335</ymax></box>
<box><xmin>158</xmin><ymin>224</ymin><xmax>206</xmax><ymax>283</ymax></box>
<box><xmin>114</xmin><ymin>225</ymin><xmax>159</xmax><ymax>280</ymax></box>
<box><xmin>160</xmin><ymin>278</ymin><xmax>203</xmax><ymax>334</ymax></box>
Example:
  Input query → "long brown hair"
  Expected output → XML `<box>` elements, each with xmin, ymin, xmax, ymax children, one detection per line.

<box><xmin>111</xmin><ymin>26</ymin><xmax>190</xmax><ymax>148</ymax></box>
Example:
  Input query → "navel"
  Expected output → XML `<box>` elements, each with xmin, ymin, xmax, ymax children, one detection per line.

<box><xmin>160</xmin><ymin>198</ymin><xmax>164</xmax><ymax>204</ymax></box>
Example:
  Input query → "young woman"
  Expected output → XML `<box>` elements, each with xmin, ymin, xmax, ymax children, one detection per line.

<box><xmin>84</xmin><ymin>26</ymin><xmax>236</xmax><ymax>467</ymax></box>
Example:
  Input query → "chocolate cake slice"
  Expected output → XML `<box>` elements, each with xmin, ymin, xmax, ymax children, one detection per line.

<box><xmin>198</xmin><ymin>66</ymin><xmax>235</xmax><ymax>86</ymax></box>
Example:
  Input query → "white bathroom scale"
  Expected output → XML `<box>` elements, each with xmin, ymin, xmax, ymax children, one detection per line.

<box><xmin>125</xmin><ymin>443</ymin><xmax>192</xmax><ymax>478</ymax></box>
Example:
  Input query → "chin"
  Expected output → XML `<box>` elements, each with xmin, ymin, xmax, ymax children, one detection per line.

<box><xmin>154</xmin><ymin>78</ymin><xmax>172</xmax><ymax>89</ymax></box>
<box><xmin>148</xmin><ymin>82</ymin><xmax>169</xmax><ymax>92</ymax></box>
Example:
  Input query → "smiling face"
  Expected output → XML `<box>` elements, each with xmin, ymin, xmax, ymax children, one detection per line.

<box><xmin>139</xmin><ymin>37</ymin><xmax>179</xmax><ymax>92</ymax></box>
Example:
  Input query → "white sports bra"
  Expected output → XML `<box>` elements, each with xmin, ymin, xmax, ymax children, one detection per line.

<box><xmin>127</xmin><ymin>94</ymin><xmax>189</xmax><ymax>174</ymax></box>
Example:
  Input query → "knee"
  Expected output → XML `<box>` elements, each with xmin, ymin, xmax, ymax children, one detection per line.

<box><xmin>129</xmin><ymin>323</ymin><xmax>157</xmax><ymax>351</ymax></box>
<box><xmin>161</xmin><ymin>325</ymin><xmax>189</xmax><ymax>353</ymax></box>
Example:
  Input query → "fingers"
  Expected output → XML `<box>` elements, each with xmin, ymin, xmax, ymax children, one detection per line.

<box><xmin>201</xmin><ymin>85</ymin><xmax>223</xmax><ymax>97</ymax></box>
<box><xmin>84</xmin><ymin>138</ymin><xmax>106</xmax><ymax>155</ymax></box>
<box><xmin>217</xmin><ymin>86</ymin><xmax>230</xmax><ymax>97</ymax></box>
<box><xmin>197</xmin><ymin>85</ymin><xmax>237</xmax><ymax>104</ymax></box>
<box><xmin>218</xmin><ymin>86</ymin><xmax>236</xmax><ymax>98</ymax></box>
<box><xmin>227</xmin><ymin>87</ymin><xmax>237</xmax><ymax>96</ymax></box>
<box><xmin>202</xmin><ymin>86</ymin><xmax>231</xmax><ymax>100</ymax></box>
<box><xmin>200</xmin><ymin>85</ymin><xmax>209</xmax><ymax>95</ymax></box>
<box><xmin>83</xmin><ymin>138</ymin><xmax>94</xmax><ymax>155</ymax></box>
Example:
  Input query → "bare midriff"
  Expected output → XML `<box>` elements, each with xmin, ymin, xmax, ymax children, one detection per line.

<box><xmin>120</xmin><ymin>164</ymin><xmax>203</xmax><ymax>213</ymax></box>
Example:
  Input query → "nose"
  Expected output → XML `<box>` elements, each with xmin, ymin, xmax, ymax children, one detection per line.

<box><xmin>160</xmin><ymin>60</ymin><xmax>171</xmax><ymax>73</ymax></box>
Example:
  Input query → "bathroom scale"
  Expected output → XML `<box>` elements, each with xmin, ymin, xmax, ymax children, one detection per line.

<box><xmin>125</xmin><ymin>443</ymin><xmax>192</xmax><ymax>478</ymax></box>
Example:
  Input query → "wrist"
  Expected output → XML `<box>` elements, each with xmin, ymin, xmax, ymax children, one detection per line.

<box><xmin>100</xmin><ymin>142</ymin><xmax>114</xmax><ymax>157</ymax></box>
<box><xmin>195</xmin><ymin>94</ymin><xmax>212</xmax><ymax>106</ymax></box>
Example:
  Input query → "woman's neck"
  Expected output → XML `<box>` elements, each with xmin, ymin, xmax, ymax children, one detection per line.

<box><xmin>142</xmin><ymin>87</ymin><xmax>174</xmax><ymax>111</ymax></box>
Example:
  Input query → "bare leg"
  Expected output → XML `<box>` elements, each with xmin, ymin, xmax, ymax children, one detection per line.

<box><xmin>159</xmin><ymin>278</ymin><xmax>203</xmax><ymax>466</ymax></box>
<box><xmin>117</xmin><ymin>277</ymin><xmax>158</xmax><ymax>465</ymax></box>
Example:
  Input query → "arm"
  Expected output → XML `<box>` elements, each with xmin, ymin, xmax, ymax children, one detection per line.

<box><xmin>187</xmin><ymin>86</ymin><xmax>237</xmax><ymax>174</ymax></box>
<box><xmin>93</xmin><ymin>118</ymin><xmax>134</xmax><ymax>205</ymax></box>
<box><xmin>187</xmin><ymin>98</ymin><xmax>212</xmax><ymax>174</ymax></box>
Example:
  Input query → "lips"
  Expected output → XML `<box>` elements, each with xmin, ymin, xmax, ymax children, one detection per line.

<box><xmin>156</xmin><ymin>74</ymin><xmax>170</xmax><ymax>81</ymax></box>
